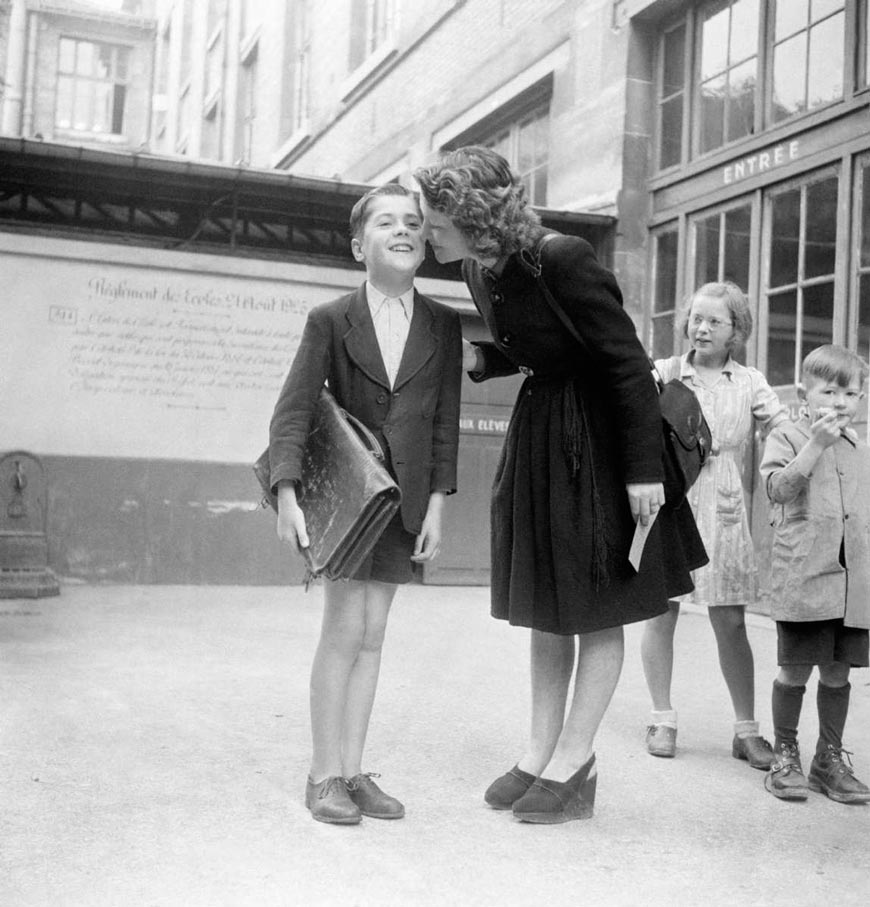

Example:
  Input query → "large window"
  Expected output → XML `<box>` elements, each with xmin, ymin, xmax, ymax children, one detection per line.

<box><xmin>656</xmin><ymin>0</ymin><xmax>865</xmax><ymax>168</ymax></box>
<box><xmin>483</xmin><ymin>107</ymin><xmax>549</xmax><ymax>206</ymax></box>
<box><xmin>771</xmin><ymin>0</ymin><xmax>845</xmax><ymax>123</ymax></box>
<box><xmin>764</xmin><ymin>171</ymin><xmax>839</xmax><ymax>385</ymax></box>
<box><xmin>698</xmin><ymin>0</ymin><xmax>759</xmax><ymax>153</ymax></box>
<box><xmin>55</xmin><ymin>38</ymin><xmax>129</xmax><ymax>135</ymax></box>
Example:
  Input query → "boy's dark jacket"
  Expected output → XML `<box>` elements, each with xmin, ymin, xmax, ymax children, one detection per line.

<box><xmin>268</xmin><ymin>284</ymin><xmax>462</xmax><ymax>534</ymax></box>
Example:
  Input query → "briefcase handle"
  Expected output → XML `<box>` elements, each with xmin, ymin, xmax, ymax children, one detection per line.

<box><xmin>339</xmin><ymin>408</ymin><xmax>386</xmax><ymax>462</ymax></box>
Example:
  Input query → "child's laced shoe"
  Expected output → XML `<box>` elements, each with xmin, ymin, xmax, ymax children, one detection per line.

<box><xmin>764</xmin><ymin>742</ymin><xmax>808</xmax><ymax>800</ymax></box>
<box><xmin>808</xmin><ymin>746</ymin><xmax>870</xmax><ymax>804</ymax></box>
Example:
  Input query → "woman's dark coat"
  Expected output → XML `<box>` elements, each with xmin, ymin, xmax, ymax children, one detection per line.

<box><xmin>465</xmin><ymin>233</ymin><xmax>706</xmax><ymax>634</ymax></box>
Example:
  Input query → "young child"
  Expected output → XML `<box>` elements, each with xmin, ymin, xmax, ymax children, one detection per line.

<box><xmin>267</xmin><ymin>183</ymin><xmax>462</xmax><ymax>824</ymax></box>
<box><xmin>760</xmin><ymin>344</ymin><xmax>870</xmax><ymax>803</ymax></box>
<box><xmin>641</xmin><ymin>282</ymin><xmax>788</xmax><ymax>765</ymax></box>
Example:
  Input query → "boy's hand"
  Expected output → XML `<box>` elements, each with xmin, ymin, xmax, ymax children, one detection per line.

<box><xmin>411</xmin><ymin>492</ymin><xmax>444</xmax><ymax>562</ymax></box>
<box><xmin>276</xmin><ymin>484</ymin><xmax>309</xmax><ymax>554</ymax></box>
<box><xmin>462</xmin><ymin>339</ymin><xmax>480</xmax><ymax>372</ymax></box>
<box><xmin>808</xmin><ymin>410</ymin><xmax>841</xmax><ymax>449</ymax></box>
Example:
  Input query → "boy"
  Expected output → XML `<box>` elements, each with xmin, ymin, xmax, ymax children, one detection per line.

<box><xmin>759</xmin><ymin>344</ymin><xmax>870</xmax><ymax>803</ymax></box>
<box><xmin>268</xmin><ymin>184</ymin><xmax>462</xmax><ymax>824</ymax></box>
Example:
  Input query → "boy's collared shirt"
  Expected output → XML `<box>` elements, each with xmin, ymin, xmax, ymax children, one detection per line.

<box><xmin>760</xmin><ymin>416</ymin><xmax>870</xmax><ymax>628</ymax></box>
<box><xmin>366</xmin><ymin>282</ymin><xmax>413</xmax><ymax>388</ymax></box>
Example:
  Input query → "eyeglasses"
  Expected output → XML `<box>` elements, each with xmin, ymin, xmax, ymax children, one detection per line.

<box><xmin>690</xmin><ymin>315</ymin><xmax>733</xmax><ymax>331</ymax></box>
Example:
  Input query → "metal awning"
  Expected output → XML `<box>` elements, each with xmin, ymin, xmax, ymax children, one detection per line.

<box><xmin>0</xmin><ymin>137</ymin><xmax>615</xmax><ymax>278</ymax></box>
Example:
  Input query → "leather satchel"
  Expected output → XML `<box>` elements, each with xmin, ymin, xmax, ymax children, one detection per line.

<box><xmin>254</xmin><ymin>387</ymin><xmax>401</xmax><ymax>581</ymax></box>
<box><xmin>523</xmin><ymin>234</ymin><xmax>711</xmax><ymax>505</ymax></box>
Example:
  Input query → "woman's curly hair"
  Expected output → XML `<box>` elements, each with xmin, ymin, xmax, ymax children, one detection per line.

<box><xmin>414</xmin><ymin>146</ymin><xmax>543</xmax><ymax>259</ymax></box>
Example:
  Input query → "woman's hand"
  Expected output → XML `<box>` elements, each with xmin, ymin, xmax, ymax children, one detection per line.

<box><xmin>276</xmin><ymin>483</ymin><xmax>309</xmax><ymax>554</ymax></box>
<box><xmin>462</xmin><ymin>338</ymin><xmax>481</xmax><ymax>372</ymax></box>
<box><xmin>626</xmin><ymin>482</ymin><xmax>665</xmax><ymax>527</ymax></box>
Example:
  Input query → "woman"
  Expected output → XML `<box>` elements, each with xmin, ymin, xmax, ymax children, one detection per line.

<box><xmin>414</xmin><ymin>147</ymin><xmax>706</xmax><ymax>824</ymax></box>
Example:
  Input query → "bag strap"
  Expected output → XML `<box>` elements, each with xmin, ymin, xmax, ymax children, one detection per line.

<box><xmin>522</xmin><ymin>233</ymin><xmax>592</xmax><ymax>356</ymax></box>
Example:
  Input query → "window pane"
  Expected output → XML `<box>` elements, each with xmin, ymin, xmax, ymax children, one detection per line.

<box><xmin>807</xmin><ymin>12</ymin><xmax>844</xmax><ymax>109</ymax></box>
<box><xmin>701</xmin><ymin>1</ymin><xmax>730</xmax><ymax>79</ymax></box>
<box><xmin>59</xmin><ymin>38</ymin><xmax>75</xmax><ymax>72</ymax></box>
<box><xmin>74</xmin><ymin>80</ymin><xmax>92</xmax><ymax>130</ymax></box>
<box><xmin>654</xmin><ymin>230</ymin><xmax>678</xmax><ymax>312</ymax></box>
<box><xmin>801</xmin><ymin>282</ymin><xmax>834</xmax><ymax>360</ymax></box>
<box><xmin>116</xmin><ymin>48</ymin><xmax>129</xmax><ymax>81</ymax></box>
<box><xmin>96</xmin><ymin>45</ymin><xmax>112</xmax><ymax>79</ymax></box>
<box><xmin>695</xmin><ymin>215</ymin><xmax>721</xmax><ymax>285</ymax></box>
<box><xmin>727</xmin><ymin>59</ymin><xmax>756</xmax><ymax>141</ymax></box>
<box><xmin>112</xmin><ymin>84</ymin><xmax>126</xmax><ymax>134</ymax></box>
<box><xmin>770</xmin><ymin>189</ymin><xmax>801</xmax><ymax>287</ymax></box>
<box><xmin>805</xmin><ymin>177</ymin><xmax>838</xmax><ymax>278</ymax></box>
<box><xmin>55</xmin><ymin>75</ymin><xmax>74</xmax><ymax>128</ymax></box>
<box><xmin>699</xmin><ymin>73</ymin><xmax>726</xmax><ymax>153</ymax></box>
<box><xmin>663</xmin><ymin>25</ymin><xmax>685</xmax><ymax>96</ymax></box>
<box><xmin>76</xmin><ymin>41</ymin><xmax>95</xmax><ymax>76</ymax></box>
<box><xmin>652</xmin><ymin>314</ymin><xmax>675</xmax><ymax>358</ymax></box>
<box><xmin>811</xmin><ymin>0</ymin><xmax>844</xmax><ymax>22</ymax></box>
<box><xmin>730</xmin><ymin>0</ymin><xmax>760</xmax><ymax>63</ymax></box>
<box><xmin>768</xmin><ymin>290</ymin><xmax>798</xmax><ymax>384</ymax></box>
<box><xmin>660</xmin><ymin>96</ymin><xmax>683</xmax><ymax>168</ymax></box>
<box><xmin>772</xmin><ymin>33</ymin><xmax>808</xmax><ymax>122</ymax></box>
<box><xmin>723</xmin><ymin>204</ymin><xmax>752</xmax><ymax>288</ymax></box>
<box><xmin>859</xmin><ymin>275</ymin><xmax>870</xmax><ymax>365</ymax></box>
<box><xmin>92</xmin><ymin>81</ymin><xmax>111</xmax><ymax>132</ymax></box>
<box><xmin>776</xmin><ymin>0</ymin><xmax>809</xmax><ymax>40</ymax></box>
<box><xmin>532</xmin><ymin>167</ymin><xmax>547</xmax><ymax>207</ymax></box>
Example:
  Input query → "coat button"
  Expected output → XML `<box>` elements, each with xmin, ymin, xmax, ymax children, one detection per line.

<box><xmin>492</xmin><ymin>292</ymin><xmax>503</xmax><ymax>304</ymax></box>
<box><xmin>377</xmin><ymin>393</ymin><xmax>387</xmax><ymax>403</ymax></box>
<box><xmin>501</xmin><ymin>333</ymin><xmax>513</xmax><ymax>346</ymax></box>
<box><xmin>519</xmin><ymin>365</ymin><xmax>534</xmax><ymax>376</ymax></box>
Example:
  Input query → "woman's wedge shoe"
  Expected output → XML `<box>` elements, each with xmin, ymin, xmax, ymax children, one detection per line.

<box><xmin>484</xmin><ymin>765</ymin><xmax>536</xmax><ymax>810</ymax></box>
<box><xmin>512</xmin><ymin>755</ymin><xmax>597</xmax><ymax>824</ymax></box>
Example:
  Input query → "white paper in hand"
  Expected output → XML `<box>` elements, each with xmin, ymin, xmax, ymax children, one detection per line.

<box><xmin>628</xmin><ymin>510</ymin><xmax>659</xmax><ymax>573</ymax></box>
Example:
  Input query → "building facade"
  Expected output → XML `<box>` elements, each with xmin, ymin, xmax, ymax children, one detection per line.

<box><xmin>0</xmin><ymin>0</ymin><xmax>156</xmax><ymax>150</ymax></box>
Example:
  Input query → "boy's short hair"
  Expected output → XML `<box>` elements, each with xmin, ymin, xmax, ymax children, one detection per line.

<box><xmin>348</xmin><ymin>183</ymin><xmax>420</xmax><ymax>240</ymax></box>
<box><xmin>679</xmin><ymin>281</ymin><xmax>753</xmax><ymax>350</ymax></box>
<box><xmin>801</xmin><ymin>344</ymin><xmax>869</xmax><ymax>388</ymax></box>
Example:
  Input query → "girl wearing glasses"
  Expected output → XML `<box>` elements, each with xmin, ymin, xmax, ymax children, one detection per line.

<box><xmin>641</xmin><ymin>281</ymin><xmax>789</xmax><ymax>768</ymax></box>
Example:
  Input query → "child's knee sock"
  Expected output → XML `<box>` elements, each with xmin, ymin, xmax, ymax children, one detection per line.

<box><xmin>816</xmin><ymin>681</ymin><xmax>850</xmax><ymax>755</ymax></box>
<box><xmin>772</xmin><ymin>679</ymin><xmax>805</xmax><ymax>750</ymax></box>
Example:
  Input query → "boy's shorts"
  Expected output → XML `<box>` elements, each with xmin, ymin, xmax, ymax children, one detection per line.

<box><xmin>350</xmin><ymin>511</ymin><xmax>418</xmax><ymax>585</ymax></box>
<box><xmin>777</xmin><ymin>618</ymin><xmax>870</xmax><ymax>667</ymax></box>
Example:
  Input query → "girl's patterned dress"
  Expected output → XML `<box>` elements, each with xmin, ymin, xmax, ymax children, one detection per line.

<box><xmin>655</xmin><ymin>352</ymin><xmax>788</xmax><ymax>607</ymax></box>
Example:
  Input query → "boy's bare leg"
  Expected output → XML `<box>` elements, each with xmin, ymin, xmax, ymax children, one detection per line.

<box><xmin>308</xmin><ymin>579</ymin><xmax>368</xmax><ymax>781</ymax></box>
<box><xmin>341</xmin><ymin>580</ymin><xmax>397</xmax><ymax>776</ymax></box>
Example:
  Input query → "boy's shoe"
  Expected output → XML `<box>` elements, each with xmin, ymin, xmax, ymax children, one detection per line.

<box><xmin>764</xmin><ymin>743</ymin><xmax>808</xmax><ymax>801</ymax></box>
<box><xmin>345</xmin><ymin>772</ymin><xmax>405</xmax><ymax>819</ymax></box>
<box><xmin>646</xmin><ymin>724</ymin><xmax>677</xmax><ymax>758</ymax></box>
<box><xmin>808</xmin><ymin>746</ymin><xmax>870</xmax><ymax>804</ymax></box>
<box><xmin>484</xmin><ymin>764</ymin><xmax>536</xmax><ymax>809</ymax></box>
<box><xmin>732</xmin><ymin>734</ymin><xmax>776</xmax><ymax>770</ymax></box>
<box><xmin>305</xmin><ymin>775</ymin><xmax>362</xmax><ymax>824</ymax></box>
